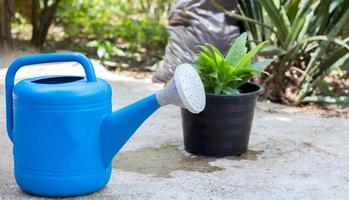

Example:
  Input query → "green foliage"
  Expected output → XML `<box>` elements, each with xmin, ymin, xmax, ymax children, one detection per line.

<box><xmin>222</xmin><ymin>0</ymin><xmax>349</xmax><ymax>105</ymax></box>
<box><xmin>195</xmin><ymin>33</ymin><xmax>272</xmax><ymax>95</ymax></box>
<box><xmin>303</xmin><ymin>96</ymin><xmax>349</xmax><ymax>107</ymax></box>
<box><xmin>57</xmin><ymin>0</ymin><xmax>171</xmax><ymax>60</ymax></box>
<box><xmin>11</xmin><ymin>12</ymin><xmax>31</xmax><ymax>39</ymax></box>
<box><xmin>86</xmin><ymin>40</ymin><xmax>125</xmax><ymax>60</ymax></box>
<box><xmin>116</xmin><ymin>19</ymin><xmax>169</xmax><ymax>50</ymax></box>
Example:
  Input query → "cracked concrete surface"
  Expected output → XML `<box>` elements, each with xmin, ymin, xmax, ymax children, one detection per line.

<box><xmin>0</xmin><ymin>61</ymin><xmax>348</xmax><ymax>200</ymax></box>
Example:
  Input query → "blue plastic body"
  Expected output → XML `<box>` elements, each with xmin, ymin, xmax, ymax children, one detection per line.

<box><xmin>5</xmin><ymin>53</ymin><xmax>160</xmax><ymax>197</ymax></box>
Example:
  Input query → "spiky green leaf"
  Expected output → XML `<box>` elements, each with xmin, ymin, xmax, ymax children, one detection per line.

<box><xmin>225</xmin><ymin>32</ymin><xmax>248</xmax><ymax>65</ymax></box>
<box><xmin>233</xmin><ymin>41</ymin><xmax>268</xmax><ymax>69</ymax></box>
<box><xmin>251</xmin><ymin>59</ymin><xmax>273</xmax><ymax>69</ymax></box>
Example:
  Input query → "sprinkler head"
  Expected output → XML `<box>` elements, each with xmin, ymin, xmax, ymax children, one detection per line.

<box><xmin>156</xmin><ymin>63</ymin><xmax>206</xmax><ymax>113</ymax></box>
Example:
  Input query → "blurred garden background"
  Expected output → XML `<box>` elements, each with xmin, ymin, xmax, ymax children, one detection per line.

<box><xmin>0</xmin><ymin>0</ymin><xmax>348</xmax><ymax>111</ymax></box>
<box><xmin>1</xmin><ymin>2</ymin><xmax>349</xmax><ymax>199</ymax></box>
<box><xmin>1</xmin><ymin>0</ymin><xmax>172</xmax><ymax>72</ymax></box>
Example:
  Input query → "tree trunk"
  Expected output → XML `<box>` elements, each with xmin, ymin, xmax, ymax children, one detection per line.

<box><xmin>0</xmin><ymin>0</ymin><xmax>14</xmax><ymax>51</ymax></box>
<box><xmin>31</xmin><ymin>0</ymin><xmax>61</xmax><ymax>47</ymax></box>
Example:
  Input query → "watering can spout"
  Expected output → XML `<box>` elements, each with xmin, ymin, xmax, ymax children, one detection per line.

<box><xmin>100</xmin><ymin>94</ymin><xmax>160</xmax><ymax>167</ymax></box>
<box><xmin>100</xmin><ymin>63</ymin><xmax>206</xmax><ymax>168</ymax></box>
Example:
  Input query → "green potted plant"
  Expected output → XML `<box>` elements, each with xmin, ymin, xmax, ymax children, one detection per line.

<box><xmin>181</xmin><ymin>32</ymin><xmax>272</xmax><ymax>156</ymax></box>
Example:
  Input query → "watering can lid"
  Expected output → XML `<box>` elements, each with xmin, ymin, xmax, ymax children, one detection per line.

<box><xmin>13</xmin><ymin>75</ymin><xmax>111</xmax><ymax>106</ymax></box>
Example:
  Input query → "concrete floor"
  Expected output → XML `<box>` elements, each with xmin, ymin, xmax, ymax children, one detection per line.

<box><xmin>0</xmin><ymin>62</ymin><xmax>349</xmax><ymax>199</ymax></box>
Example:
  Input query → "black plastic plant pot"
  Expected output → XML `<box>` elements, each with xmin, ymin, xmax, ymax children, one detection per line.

<box><xmin>181</xmin><ymin>82</ymin><xmax>264</xmax><ymax>156</ymax></box>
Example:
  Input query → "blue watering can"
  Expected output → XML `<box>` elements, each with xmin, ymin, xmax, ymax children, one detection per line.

<box><xmin>5</xmin><ymin>53</ymin><xmax>205</xmax><ymax>197</ymax></box>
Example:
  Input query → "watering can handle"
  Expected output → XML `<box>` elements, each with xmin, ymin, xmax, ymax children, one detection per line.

<box><xmin>5</xmin><ymin>53</ymin><xmax>97</xmax><ymax>142</ymax></box>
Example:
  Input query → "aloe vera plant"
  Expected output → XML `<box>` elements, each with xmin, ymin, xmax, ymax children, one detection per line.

<box><xmin>213</xmin><ymin>0</ymin><xmax>349</xmax><ymax>105</ymax></box>
<box><xmin>195</xmin><ymin>32</ymin><xmax>272</xmax><ymax>95</ymax></box>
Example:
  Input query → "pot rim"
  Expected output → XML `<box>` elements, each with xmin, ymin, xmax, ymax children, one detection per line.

<box><xmin>205</xmin><ymin>82</ymin><xmax>264</xmax><ymax>99</ymax></box>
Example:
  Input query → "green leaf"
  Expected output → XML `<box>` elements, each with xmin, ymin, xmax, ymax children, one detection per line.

<box><xmin>233</xmin><ymin>41</ymin><xmax>268</xmax><ymax>68</ymax></box>
<box><xmin>313</xmin><ymin>0</ymin><xmax>331</xmax><ymax>35</ymax></box>
<box><xmin>111</xmin><ymin>46</ymin><xmax>125</xmax><ymax>57</ymax></box>
<box><xmin>222</xmin><ymin>87</ymin><xmax>240</xmax><ymax>95</ymax></box>
<box><xmin>303</xmin><ymin>36</ymin><xmax>349</xmax><ymax>50</ymax></box>
<box><xmin>208</xmin><ymin>44</ymin><xmax>224</xmax><ymax>58</ymax></box>
<box><xmin>243</xmin><ymin>58</ymin><xmax>252</xmax><ymax>68</ymax></box>
<box><xmin>259</xmin><ymin>0</ymin><xmax>290</xmax><ymax>40</ymax></box>
<box><xmin>285</xmin><ymin>0</ymin><xmax>312</xmax><ymax>48</ymax></box>
<box><xmin>209</xmin><ymin>45</ymin><xmax>225</xmax><ymax>67</ymax></box>
<box><xmin>198</xmin><ymin>45</ymin><xmax>215</xmax><ymax>58</ymax></box>
<box><xmin>214</xmin><ymin>83</ymin><xmax>223</xmax><ymax>94</ymax></box>
<box><xmin>225</xmin><ymin>32</ymin><xmax>248</xmax><ymax>65</ymax></box>
<box><xmin>230</xmin><ymin>67</ymin><xmax>261</xmax><ymax>77</ymax></box>
<box><xmin>297</xmin><ymin>8</ymin><xmax>313</xmax><ymax>43</ymax></box>
<box><xmin>302</xmin><ymin>96</ymin><xmax>349</xmax><ymax>107</ymax></box>
<box><xmin>86</xmin><ymin>40</ymin><xmax>98</xmax><ymax>47</ymax></box>
<box><xmin>208</xmin><ymin>71</ymin><xmax>218</xmax><ymax>78</ymax></box>
<box><xmin>97</xmin><ymin>46</ymin><xmax>107</xmax><ymax>59</ymax></box>
<box><xmin>223</xmin><ymin>9</ymin><xmax>276</xmax><ymax>33</ymax></box>
<box><xmin>340</xmin><ymin>59</ymin><xmax>349</xmax><ymax>71</ymax></box>
<box><xmin>326</xmin><ymin>52</ymin><xmax>349</xmax><ymax>73</ymax></box>
<box><xmin>286</xmin><ymin>0</ymin><xmax>300</xmax><ymax>21</ymax></box>
<box><xmin>197</xmin><ymin>51</ymin><xmax>217</xmax><ymax>71</ymax></box>
<box><xmin>251</xmin><ymin>59</ymin><xmax>273</xmax><ymax>69</ymax></box>
<box><xmin>259</xmin><ymin>45</ymin><xmax>287</xmax><ymax>56</ymax></box>
<box><xmin>318</xmin><ymin>80</ymin><xmax>332</xmax><ymax>96</ymax></box>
